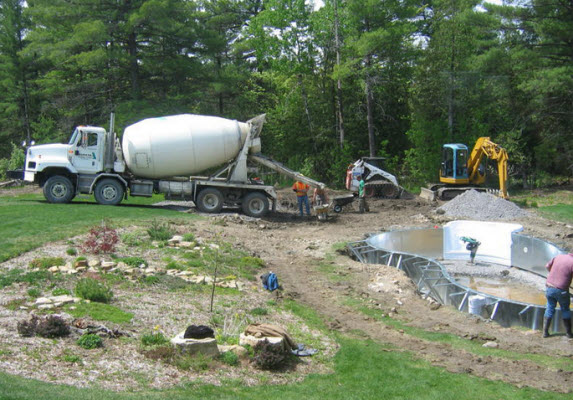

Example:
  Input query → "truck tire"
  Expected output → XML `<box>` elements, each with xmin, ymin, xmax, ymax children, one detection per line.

<box><xmin>43</xmin><ymin>175</ymin><xmax>75</xmax><ymax>204</ymax></box>
<box><xmin>242</xmin><ymin>192</ymin><xmax>269</xmax><ymax>218</ymax></box>
<box><xmin>94</xmin><ymin>178</ymin><xmax>124</xmax><ymax>206</ymax></box>
<box><xmin>196</xmin><ymin>188</ymin><xmax>224</xmax><ymax>213</ymax></box>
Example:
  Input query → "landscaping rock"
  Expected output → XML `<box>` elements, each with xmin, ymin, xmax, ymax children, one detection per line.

<box><xmin>171</xmin><ymin>331</ymin><xmax>219</xmax><ymax>357</ymax></box>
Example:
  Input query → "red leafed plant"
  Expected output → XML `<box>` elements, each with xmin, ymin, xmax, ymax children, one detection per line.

<box><xmin>82</xmin><ymin>222</ymin><xmax>119</xmax><ymax>254</ymax></box>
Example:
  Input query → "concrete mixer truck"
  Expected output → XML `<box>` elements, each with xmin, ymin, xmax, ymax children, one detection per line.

<box><xmin>15</xmin><ymin>113</ymin><xmax>325</xmax><ymax>217</ymax></box>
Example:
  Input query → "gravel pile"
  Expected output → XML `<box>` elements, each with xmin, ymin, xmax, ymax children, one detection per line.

<box><xmin>437</xmin><ymin>190</ymin><xmax>529</xmax><ymax>220</ymax></box>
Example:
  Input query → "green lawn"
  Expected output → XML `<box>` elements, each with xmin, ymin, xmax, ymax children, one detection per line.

<box><xmin>0</xmin><ymin>337</ymin><xmax>567</xmax><ymax>400</ymax></box>
<box><xmin>0</xmin><ymin>191</ymin><xmax>196</xmax><ymax>262</ymax></box>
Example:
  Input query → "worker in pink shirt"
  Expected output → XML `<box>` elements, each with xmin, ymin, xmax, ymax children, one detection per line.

<box><xmin>543</xmin><ymin>253</ymin><xmax>573</xmax><ymax>338</ymax></box>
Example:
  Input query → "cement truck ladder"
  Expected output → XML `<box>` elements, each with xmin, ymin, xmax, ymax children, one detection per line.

<box><xmin>249</xmin><ymin>154</ymin><xmax>326</xmax><ymax>189</ymax></box>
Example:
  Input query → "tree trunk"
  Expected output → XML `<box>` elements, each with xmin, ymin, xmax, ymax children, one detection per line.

<box><xmin>365</xmin><ymin>55</ymin><xmax>376</xmax><ymax>158</ymax></box>
<box><xmin>298</xmin><ymin>75</ymin><xmax>313</xmax><ymax>132</ymax></box>
<box><xmin>334</xmin><ymin>0</ymin><xmax>345</xmax><ymax>149</ymax></box>
<box><xmin>128</xmin><ymin>32</ymin><xmax>140</xmax><ymax>100</ymax></box>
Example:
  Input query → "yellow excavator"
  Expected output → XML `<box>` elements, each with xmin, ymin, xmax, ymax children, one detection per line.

<box><xmin>421</xmin><ymin>137</ymin><xmax>508</xmax><ymax>201</ymax></box>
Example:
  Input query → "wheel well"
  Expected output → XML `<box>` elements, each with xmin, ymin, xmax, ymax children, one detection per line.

<box><xmin>39</xmin><ymin>168</ymin><xmax>76</xmax><ymax>187</ymax></box>
<box><xmin>91</xmin><ymin>175</ymin><xmax>128</xmax><ymax>192</ymax></box>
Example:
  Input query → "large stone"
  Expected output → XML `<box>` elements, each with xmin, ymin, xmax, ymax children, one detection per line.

<box><xmin>88</xmin><ymin>259</ymin><xmax>100</xmax><ymax>268</ymax></box>
<box><xmin>239</xmin><ymin>332</ymin><xmax>284</xmax><ymax>348</ymax></box>
<box><xmin>218</xmin><ymin>345</ymin><xmax>249</xmax><ymax>359</ymax></box>
<box><xmin>101</xmin><ymin>261</ymin><xmax>117</xmax><ymax>271</ymax></box>
<box><xmin>171</xmin><ymin>331</ymin><xmax>219</xmax><ymax>357</ymax></box>
<box><xmin>168</xmin><ymin>236</ymin><xmax>184</xmax><ymax>246</ymax></box>
<box><xmin>35</xmin><ymin>297</ymin><xmax>53</xmax><ymax>306</ymax></box>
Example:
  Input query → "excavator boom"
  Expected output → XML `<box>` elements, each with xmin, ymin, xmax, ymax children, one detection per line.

<box><xmin>467</xmin><ymin>137</ymin><xmax>508</xmax><ymax>199</ymax></box>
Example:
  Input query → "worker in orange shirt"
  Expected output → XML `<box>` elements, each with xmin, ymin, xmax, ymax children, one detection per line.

<box><xmin>292</xmin><ymin>180</ymin><xmax>311</xmax><ymax>216</ymax></box>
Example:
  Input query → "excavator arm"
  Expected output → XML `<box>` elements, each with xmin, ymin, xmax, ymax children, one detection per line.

<box><xmin>467</xmin><ymin>137</ymin><xmax>508</xmax><ymax>199</ymax></box>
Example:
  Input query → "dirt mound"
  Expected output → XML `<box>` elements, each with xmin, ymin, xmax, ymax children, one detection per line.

<box><xmin>437</xmin><ymin>190</ymin><xmax>529</xmax><ymax>220</ymax></box>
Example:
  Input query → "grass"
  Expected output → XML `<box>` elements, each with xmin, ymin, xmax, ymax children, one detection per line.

<box><xmin>0</xmin><ymin>191</ymin><xmax>197</xmax><ymax>262</ymax></box>
<box><xmin>64</xmin><ymin>301</ymin><xmax>133</xmax><ymax>324</ymax></box>
<box><xmin>538</xmin><ymin>204</ymin><xmax>573</xmax><ymax>224</ymax></box>
<box><xmin>0</xmin><ymin>337</ymin><xmax>569</xmax><ymax>400</ymax></box>
<box><xmin>511</xmin><ymin>188</ymin><xmax>573</xmax><ymax>223</ymax></box>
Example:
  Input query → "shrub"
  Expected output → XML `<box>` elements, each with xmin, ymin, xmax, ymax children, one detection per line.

<box><xmin>18</xmin><ymin>315</ymin><xmax>71</xmax><ymax>338</ymax></box>
<box><xmin>220</xmin><ymin>351</ymin><xmax>239</xmax><ymax>366</ymax></box>
<box><xmin>27</xmin><ymin>288</ymin><xmax>42</xmax><ymax>298</ymax></box>
<box><xmin>77</xmin><ymin>333</ymin><xmax>103</xmax><ymax>349</ymax></box>
<box><xmin>142</xmin><ymin>275</ymin><xmax>160</xmax><ymax>285</ymax></box>
<box><xmin>250</xmin><ymin>307</ymin><xmax>268</xmax><ymax>316</ymax></box>
<box><xmin>82</xmin><ymin>223</ymin><xmax>119</xmax><ymax>254</ymax></box>
<box><xmin>166</xmin><ymin>261</ymin><xmax>184</xmax><ymax>270</ymax></box>
<box><xmin>52</xmin><ymin>288</ymin><xmax>71</xmax><ymax>296</ymax></box>
<box><xmin>75</xmin><ymin>278</ymin><xmax>113</xmax><ymax>303</ymax></box>
<box><xmin>17</xmin><ymin>315</ymin><xmax>39</xmax><ymax>337</ymax></box>
<box><xmin>182</xmin><ymin>233</ymin><xmax>195</xmax><ymax>242</ymax></box>
<box><xmin>147</xmin><ymin>219</ymin><xmax>174</xmax><ymax>241</ymax></box>
<box><xmin>61</xmin><ymin>354</ymin><xmax>82</xmax><ymax>363</ymax></box>
<box><xmin>36</xmin><ymin>315</ymin><xmax>71</xmax><ymax>338</ymax></box>
<box><xmin>66</xmin><ymin>248</ymin><xmax>78</xmax><ymax>256</ymax></box>
<box><xmin>141</xmin><ymin>331</ymin><xmax>169</xmax><ymax>347</ymax></box>
<box><xmin>252</xmin><ymin>339</ymin><xmax>288</xmax><ymax>370</ymax></box>
<box><xmin>120</xmin><ymin>231</ymin><xmax>147</xmax><ymax>247</ymax></box>
<box><xmin>140</xmin><ymin>345</ymin><xmax>175</xmax><ymax>362</ymax></box>
<box><xmin>29</xmin><ymin>257</ymin><xmax>65</xmax><ymax>269</ymax></box>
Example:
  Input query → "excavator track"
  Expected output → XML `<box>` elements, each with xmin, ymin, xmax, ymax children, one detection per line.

<box><xmin>421</xmin><ymin>184</ymin><xmax>500</xmax><ymax>201</ymax></box>
<box><xmin>365</xmin><ymin>180</ymin><xmax>401</xmax><ymax>199</ymax></box>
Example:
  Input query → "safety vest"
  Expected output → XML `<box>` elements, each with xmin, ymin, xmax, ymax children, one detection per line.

<box><xmin>292</xmin><ymin>181</ymin><xmax>309</xmax><ymax>197</ymax></box>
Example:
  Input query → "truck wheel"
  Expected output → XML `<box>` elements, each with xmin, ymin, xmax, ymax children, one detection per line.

<box><xmin>43</xmin><ymin>175</ymin><xmax>75</xmax><ymax>204</ymax></box>
<box><xmin>94</xmin><ymin>178</ymin><xmax>124</xmax><ymax>206</ymax></box>
<box><xmin>196</xmin><ymin>188</ymin><xmax>223</xmax><ymax>213</ymax></box>
<box><xmin>333</xmin><ymin>204</ymin><xmax>343</xmax><ymax>213</ymax></box>
<box><xmin>242</xmin><ymin>192</ymin><xmax>269</xmax><ymax>218</ymax></box>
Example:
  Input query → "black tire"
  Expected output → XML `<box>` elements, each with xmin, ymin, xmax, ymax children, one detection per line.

<box><xmin>333</xmin><ymin>204</ymin><xmax>343</xmax><ymax>213</ymax></box>
<box><xmin>242</xmin><ymin>192</ymin><xmax>269</xmax><ymax>218</ymax></box>
<box><xmin>43</xmin><ymin>175</ymin><xmax>75</xmax><ymax>204</ymax></box>
<box><xmin>196</xmin><ymin>188</ymin><xmax>224</xmax><ymax>213</ymax></box>
<box><xmin>94</xmin><ymin>178</ymin><xmax>124</xmax><ymax>205</ymax></box>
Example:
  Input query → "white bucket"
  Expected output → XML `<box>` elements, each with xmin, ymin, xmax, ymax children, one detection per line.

<box><xmin>468</xmin><ymin>295</ymin><xmax>487</xmax><ymax>316</ymax></box>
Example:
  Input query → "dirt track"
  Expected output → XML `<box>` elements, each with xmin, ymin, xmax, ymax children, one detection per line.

<box><xmin>214</xmin><ymin>190</ymin><xmax>573</xmax><ymax>393</ymax></box>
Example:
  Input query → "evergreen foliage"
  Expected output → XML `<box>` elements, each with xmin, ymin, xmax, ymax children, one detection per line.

<box><xmin>0</xmin><ymin>0</ymin><xmax>571</xmax><ymax>187</ymax></box>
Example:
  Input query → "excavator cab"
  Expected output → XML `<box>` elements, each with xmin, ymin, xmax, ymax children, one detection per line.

<box><xmin>440</xmin><ymin>144</ymin><xmax>470</xmax><ymax>184</ymax></box>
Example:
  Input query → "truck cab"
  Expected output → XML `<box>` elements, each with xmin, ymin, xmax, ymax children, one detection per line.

<box><xmin>67</xmin><ymin>126</ymin><xmax>106</xmax><ymax>174</ymax></box>
<box><xmin>22</xmin><ymin>125</ymin><xmax>119</xmax><ymax>204</ymax></box>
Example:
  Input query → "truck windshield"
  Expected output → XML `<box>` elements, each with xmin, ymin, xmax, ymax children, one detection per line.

<box><xmin>68</xmin><ymin>128</ymin><xmax>80</xmax><ymax>145</ymax></box>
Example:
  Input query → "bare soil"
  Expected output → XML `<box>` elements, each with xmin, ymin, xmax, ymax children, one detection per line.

<box><xmin>215</xmin><ymin>188</ymin><xmax>573</xmax><ymax>393</ymax></box>
<box><xmin>1</xmin><ymin>187</ymin><xmax>573</xmax><ymax>393</ymax></box>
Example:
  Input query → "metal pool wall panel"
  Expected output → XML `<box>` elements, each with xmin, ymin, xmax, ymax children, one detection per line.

<box><xmin>366</xmin><ymin>228</ymin><xmax>443</xmax><ymax>259</ymax></box>
<box><xmin>510</xmin><ymin>234</ymin><xmax>563</xmax><ymax>277</ymax></box>
<box><xmin>349</xmin><ymin>225</ymin><xmax>567</xmax><ymax>333</ymax></box>
<box><xmin>443</xmin><ymin>221</ymin><xmax>523</xmax><ymax>266</ymax></box>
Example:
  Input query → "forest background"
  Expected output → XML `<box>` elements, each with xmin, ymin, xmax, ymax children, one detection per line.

<box><xmin>0</xmin><ymin>0</ymin><xmax>572</xmax><ymax>191</ymax></box>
